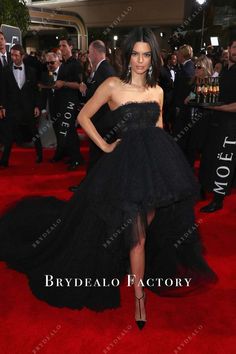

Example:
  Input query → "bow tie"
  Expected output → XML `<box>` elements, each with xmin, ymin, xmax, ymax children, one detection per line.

<box><xmin>53</xmin><ymin>72</ymin><xmax>57</xmax><ymax>76</ymax></box>
<box><xmin>14</xmin><ymin>66</ymin><xmax>22</xmax><ymax>70</ymax></box>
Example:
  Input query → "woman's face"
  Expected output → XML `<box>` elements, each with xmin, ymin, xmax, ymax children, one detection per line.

<box><xmin>195</xmin><ymin>63</ymin><xmax>206</xmax><ymax>78</ymax></box>
<box><xmin>81</xmin><ymin>54</ymin><xmax>87</xmax><ymax>63</ymax></box>
<box><xmin>129</xmin><ymin>41</ymin><xmax>152</xmax><ymax>75</ymax></box>
<box><xmin>56</xmin><ymin>50</ymin><xmax>62</xmax><ymax>61</ymax></box>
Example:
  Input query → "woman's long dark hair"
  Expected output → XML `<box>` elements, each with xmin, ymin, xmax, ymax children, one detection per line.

<box><xmin>120</xmin><ymin>27</ymin><xmax>162</xmax><ymax>87</ymax></box>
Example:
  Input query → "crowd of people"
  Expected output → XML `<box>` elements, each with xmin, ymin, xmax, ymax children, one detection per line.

<box><xmin>0</xmin><ymin>30</ymin><xmax>236</xmax><ymax>213</ymax></box>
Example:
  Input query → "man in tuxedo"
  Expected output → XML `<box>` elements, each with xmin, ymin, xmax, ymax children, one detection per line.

<box><xmin>38</xmin><ymin>52</ymin><xmax>61</xmax><ymax>148</ymax></box>
<box><xmin>40</xmin><ymin>52</ymin><xmax>61</xmax><ymax>138</ymax></box>
<box><xmin>69</xmin><ymin>40</ymin><xmax>116</xmax><ymax>192</ymax></box>
<box><xmin>173</xmin><ymin>45</ymin><xmax>195</xmax><ymax>153</ymax></box>
<box><xmin>0</xmin><ymin>44</ymin><xmax>42</xmax><ymax>167</ymax></box>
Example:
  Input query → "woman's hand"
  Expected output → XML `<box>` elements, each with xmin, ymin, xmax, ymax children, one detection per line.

<box><xmin>79</xmin><ymin>82</ymin><xmax>87</xmax><ymax>95</ymax></box>
<box><xmin>102</xmin><ymin>139</ymin><xmax>121</xmax><ymax>153</ymax></box>
<box><xmin>184</xmin><ymin>96</ymin><xmax>190</xmax><ymax>105</ymax></box>
<box><xmin>184</xmin><ymin>92</ymin><xmax>196</xmax><ymax>105</ymax></box>
<box><xmin>54</xmin><ymin>80</ymin><xmax>65</xmax><ymax>89</ymax></box>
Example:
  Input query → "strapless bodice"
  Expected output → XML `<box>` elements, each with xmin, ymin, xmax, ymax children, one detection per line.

<box><xmin>107</xmin><ymin>101</ymin><xmax>160</xmax><ymax>139</ymax></box>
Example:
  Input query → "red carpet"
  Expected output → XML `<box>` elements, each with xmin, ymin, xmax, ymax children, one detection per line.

<box><xmin>0</xmin><ymin>145</ymin><xmax>235</xmax><ymax>354</ymax></box>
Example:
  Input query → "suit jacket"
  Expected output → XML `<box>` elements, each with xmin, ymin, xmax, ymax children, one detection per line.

<box><xmin>86</xmin><ymin>60</ymin><xmax>116</xmax><ymax>135</ymax></box>
<box><xmin>40</xmin><ymin>70</ymin><xmax>58</xmax><ymax>117</ymax></box>
<box><xmin>0</xmin><ymin>52</ymin><xmax>11</xmax><ymax>107</ymax></box>
<box><xmin>159</xmin><ymin>65</ymin><xmax>177</xmax><ymax>106</ymax></box>
<box><xmin>87</xmin><ymin>60</ymin><xmax>116</xmax><ymax>99</ymax></box>
<box><xmin>85</xmin><ymin>59</ymin><xmax>116</xmax><ymax>170</ymax></box>
<box><xmin>0</xmin><ymin>52</ymin><xmax>11</xmax><ymax>72</ymax></box>
<box><xmin>1</xmin><ymin>63</ymin><xmax>41</xmax><ymax>123</ymax></box>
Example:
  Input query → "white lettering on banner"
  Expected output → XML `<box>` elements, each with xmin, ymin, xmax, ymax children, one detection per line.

<box><xmin>67</xmin><ymin>101</ymin><xmax>75</xmax><ymax>110</ymax></box>
<box><xmin>59</xmin><ymin>131</ymin><xmax>67</xmax><ymax>136</ymax></box>
<box><xmin>64</xmin><ymin>113</ymin><xmax>71</xmax><ymax>120</ymax></box>
<box><xmin>217</xmin><ymin>152</ymin><xmax>234</xmax><ymax>162</ymax></box>
<box><xmin>61</xmin><ymin>122</ymin><xmax>69</xmax><ymax>128</ymax></box>
<box><xmin>59</xmin><ymin>102</ymin><xmax>76</xmax><ymax>136</ymax></box>
<box><xmin>214</xmin><ymin>182</ymin><xmax>228</xmax><ymax>195</ymax></box>
<box><xmin>213</xmin><ymin>136</ymin><xmax>236</xmax><ymax>195</ymax></box>
<box><xmin>216</xmin><ymin>166</ymin><xmax>230</xmax><ymax>178</ymax></box>
<box><xmin>223</xmin><ymin>136</ymin><xmax>236</xmax><ymax>148</ymax></box>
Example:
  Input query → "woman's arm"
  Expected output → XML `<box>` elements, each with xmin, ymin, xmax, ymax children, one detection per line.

<box><xmin>213</xmin><ymin>62</ymin><xmax>222</xmax><ymax>75</ymax></box>
<box><xmin>156</xmin><ymin>86</ymin><xmax>164</xmax><ymax>128</ymax></box>
<box><xmin>77</xmin><ymin>77</ymin><xmax>120</xmax><ymax>153</ymax></box>
<box><xmin>184</xmin><ymin>91</ymin><xmax>196</xmax><ymax>105</ymax></box>
<box><xmin>208</xmin><ymin>102</ymin><xmax>236</xmax><ymax>113</ymax></box>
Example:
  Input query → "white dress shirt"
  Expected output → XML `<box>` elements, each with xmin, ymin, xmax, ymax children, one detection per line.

<box><xmin>51</xmin><ymin>67</ymin><xmax>60</xmax><ymax>93</ymax></box>
<box><xmin>170</xmin><ymin>68</ymin><xmax>176</xmax><ymax>82</ymax></box>
<box><xmin>13</xmin><ymin>63</ymin><xmax>26</xmax><ymax>89</ymax></box>
<box><xmin>53</xmin><ymin>66</ymin><xmax>59</xmax><ymax>81</ymax></box>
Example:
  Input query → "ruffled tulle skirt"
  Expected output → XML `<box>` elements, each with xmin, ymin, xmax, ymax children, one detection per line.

<box><xmin>0</xmin><ymin>127</ymin><xmax>217</xmax><ymax>310</ymax></box>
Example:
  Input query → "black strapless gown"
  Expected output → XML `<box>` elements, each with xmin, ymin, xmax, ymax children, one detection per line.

<box><xmin>0</xmin><ymin>102</ymin><xmax>217</xmax><ymax>311</ymax></box>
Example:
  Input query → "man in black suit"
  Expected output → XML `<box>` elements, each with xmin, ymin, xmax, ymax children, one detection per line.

<box><xmin>200</xmin><ymin>38</ymin><xmax>236</xmax><ymax>212</ymax></box>
<box><xmin>86</xmin><ymin>40</ymin><xmax>116</xmax><ymax>170</ymax></box>
<box><xmin>0</xmin><ymin>31</ymin><xmax>11</xmax><ymax>121</ymax></box>
<box><xmin>38</xmin><ymin>52</ymin><xmax>62</xmax><ymax>148</ymax></box>
<box><xmin>173</xmin><ymin>45</ymin><xmax>195</xmax><ymax>154</ymax></box>
<box><xmin>69</xmin><ymin>40</ymin><xmax>116</xmax><ymax>192</ymax></box>
<box><xmin>50</xmin><ymin>37</ymin><xmax>84</xmax><ymax>171</ymax></box>
<box><xmin>0</xmin><ymin>44</ymin><xmax>42</xmax><ymax>167</ymax></box>
<box><xmin>159</xmin><ymin>53</ymin><xmax>177</xmax><ymax>132</ymax></box>
<box><xmin>40</xmin><ymin>52</ymin><xmax>61</xmax><ymax>139</ymax></box>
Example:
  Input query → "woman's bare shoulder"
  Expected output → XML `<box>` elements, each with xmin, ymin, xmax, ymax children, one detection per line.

<box><xmin>154</xmin><ymin>84</ymin><xmax>163</xmax><ymax>95</ymax></box>
<box><xmin>149</xmin><ymin>84</ymin><xmax>163</xmax><ymax>102</ymax></box>
<box><xmin>103</xmin><ymin>76</ymin><xmax>123</xmax><ymax>89</ymax></box>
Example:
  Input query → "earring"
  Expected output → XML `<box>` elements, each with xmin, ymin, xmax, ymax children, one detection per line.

<box><xmin>148</xmin><ymin>65</ymin><xmax>153</xmax><ymax>78</ymax></box>
<box><xmin>127</xmin><ymin>65</ymin><xmax>131</xmax><ymax>78</ymax></box>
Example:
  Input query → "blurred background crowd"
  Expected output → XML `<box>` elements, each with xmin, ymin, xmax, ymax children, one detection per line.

<box><xmin>0</xmin><ymin>26</ymin><xmax>236</xmax><ymax>213</ymax></box>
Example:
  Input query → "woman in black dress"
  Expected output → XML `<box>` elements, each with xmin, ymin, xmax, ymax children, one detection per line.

<box><xmin>0</xmin><ymin>28</ymin><xmax>217</xmax><ymax>330</ymax></box>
